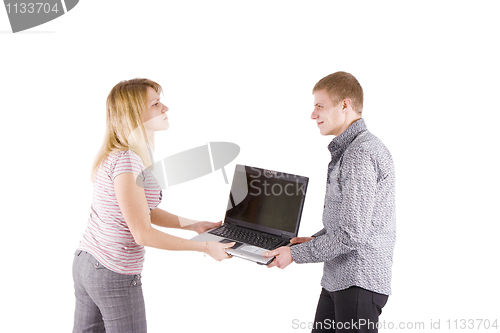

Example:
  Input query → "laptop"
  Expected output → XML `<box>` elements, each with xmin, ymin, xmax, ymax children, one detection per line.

<box><xmin>191</xmin><ymin>164</ymin><xmax>308</xmax><ymax>265</ymax></box>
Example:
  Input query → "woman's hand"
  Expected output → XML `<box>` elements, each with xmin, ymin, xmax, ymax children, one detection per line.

<box><xmin>204</xmin><ymin>241</ymin><xmax>235</xmax><ymax>261</ymax></box>
<box><xmin>189</xmin><ymin>220</ymin><xmax>222</xmax><ymax>234</ymax></box>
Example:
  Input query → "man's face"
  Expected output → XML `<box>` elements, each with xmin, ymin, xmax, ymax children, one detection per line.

<box><xmin>311</xmin><ymin>89</ymin><xmax>345</xmax><ymax>136</ymax></box>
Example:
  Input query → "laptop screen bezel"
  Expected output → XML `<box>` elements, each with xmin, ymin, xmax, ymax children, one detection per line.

<box><xmin>223</xmin><ymin>164</ymin><xmax>309</xmax><ymax>239</ymax></box>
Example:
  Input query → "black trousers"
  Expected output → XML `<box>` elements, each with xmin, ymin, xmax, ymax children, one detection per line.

<box><xmin>311</xmin><ymin>287</ymin><xmax>388</xmax><ymax>333</ymax></box>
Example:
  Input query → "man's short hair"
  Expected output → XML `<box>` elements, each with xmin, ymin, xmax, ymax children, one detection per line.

<box><xmin>313</xmin><ymin>71</ymin><xmax>363</xmax><ymax>113</ymax></box>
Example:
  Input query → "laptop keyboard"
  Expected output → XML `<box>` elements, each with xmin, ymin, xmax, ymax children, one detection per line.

<box><xmin>209</xmin><ymin>224</ymin><xmax>289</xmax><ymax>250</ymax></box>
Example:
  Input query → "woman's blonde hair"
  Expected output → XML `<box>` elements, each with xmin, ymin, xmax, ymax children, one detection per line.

<box><xmin>90</xmin><ymin>78</ymin><xmax>162</xmax><ymax>182</ymax></box>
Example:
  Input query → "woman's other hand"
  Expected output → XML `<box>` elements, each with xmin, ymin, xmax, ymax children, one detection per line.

<box><xmin>190</xmin><ymin>220</ymin><xmax>222</xmax><ymax>234</ymax></box>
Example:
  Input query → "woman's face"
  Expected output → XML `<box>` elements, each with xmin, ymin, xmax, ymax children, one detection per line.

<box><xmin>143</xmin><ymin>86</ymin><xmax>169</xmax><ymax>133</ymax></box>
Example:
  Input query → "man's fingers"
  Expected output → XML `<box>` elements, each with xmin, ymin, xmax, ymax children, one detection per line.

<box><xmin>291</xmin><ymin>237</ymin><xmax>306</xmax><ymax>244</ymax></box>
<box><xmin>267</xmin><ymin>258</ymin><xmax>277</xmax><ymax>268</ymax></box>
<box><xmin>263</xmin><ymin>250</ymin><xmax>277</xmax><ymax>258</ymax></box>
<box><xmin>290</xmin><ymin>237</ymin><xmax>313</xmax><ymax>244</ymax></box>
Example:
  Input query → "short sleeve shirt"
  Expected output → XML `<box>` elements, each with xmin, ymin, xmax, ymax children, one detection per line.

<box><xmin>77</xmin><ymin>150</ymin><xmax>162</xmax><ymax>274</ymax></box>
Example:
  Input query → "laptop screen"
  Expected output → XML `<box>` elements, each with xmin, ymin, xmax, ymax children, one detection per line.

<box><xmin>224</xmin><ymin>165</ymin><xmax>308</xmax><ymax>237</ymax></box>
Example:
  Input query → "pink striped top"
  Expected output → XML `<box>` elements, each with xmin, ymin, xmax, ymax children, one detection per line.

<box><xmin>78</xmin><ymin>150</ymin><xmax>162</xmax><ymax>275</ymax></box>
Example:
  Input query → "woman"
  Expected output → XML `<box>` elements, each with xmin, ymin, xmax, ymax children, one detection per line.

<box><xmin>73</xmin><ymin>78</ymin><xmax>234</xmax><ymax>333</ymax></box>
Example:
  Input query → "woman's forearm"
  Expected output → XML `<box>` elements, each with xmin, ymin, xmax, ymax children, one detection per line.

<box><xmin>150</xmin><ymin>207</ymin><xmax>198</xmax><ymax>230</ymax></box>
<box><xmin>135</xmin><ymin>224</ymin><xmax>206</xmax><ymax>252</ymax></box>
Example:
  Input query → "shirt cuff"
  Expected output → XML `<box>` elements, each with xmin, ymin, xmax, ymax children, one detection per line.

<box><xmin>290</xmin><ymin>241</ymin><xmax>315</xmax><ymax>264</ymax></box>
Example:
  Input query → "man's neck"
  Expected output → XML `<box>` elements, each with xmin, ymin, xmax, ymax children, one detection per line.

<box><xmin>336</xmin><ymin>116</ymin><xmax>362</xmax><ymax>137</ymax></box>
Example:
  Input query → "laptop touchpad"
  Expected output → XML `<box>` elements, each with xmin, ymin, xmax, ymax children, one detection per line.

<box><xmin>240</xmin><ymin>245</ymin><xmax>267</xmax><ymax>255</ymax></box>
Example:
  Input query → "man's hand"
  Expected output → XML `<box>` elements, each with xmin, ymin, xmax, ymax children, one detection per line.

<box><xmin>189</xmin><ymin>220</ymin><xmax>222</xmax><ymax>234</ymax></box>
<box><xmin>264</xmin><ymin>246</ymin><xmax>293</xmax><ymax>269</ymax></box>
<box><xmin>290</xmin><ymin>236</ymin><xmax>315</xmax><ymax>244</ymax></box>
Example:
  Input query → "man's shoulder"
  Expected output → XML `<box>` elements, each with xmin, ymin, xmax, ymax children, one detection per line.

<box><xmin>348</xmin><ymin>130</ymin><xmax>386</xmax><ymax>151</ymax></box>
<box><xmin>345</xmin><ymin>130</ymin><xmax>393</xmax><ymax>163</ymax></box>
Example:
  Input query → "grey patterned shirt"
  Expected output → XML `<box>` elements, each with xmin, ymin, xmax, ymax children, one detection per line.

<box><xmin>290</xmin><ymin>119</ymin><xmax>396</xmax><ymax>295</ymax></box>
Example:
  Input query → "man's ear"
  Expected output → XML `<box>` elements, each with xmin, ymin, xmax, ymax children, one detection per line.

<box><xmin>341</xmin><ymin>98</ymin><xmax>352</xmax><ymax>112</ymax></box>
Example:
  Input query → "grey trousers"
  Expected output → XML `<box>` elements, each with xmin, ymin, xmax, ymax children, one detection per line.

<box><xmin>72</xmin><ymin>250</ymin><xmax>147</xmax><ymax>333</ymax></box>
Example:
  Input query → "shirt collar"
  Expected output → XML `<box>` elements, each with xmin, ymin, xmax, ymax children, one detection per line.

<box><xmin>327</xmin><ymin>118</ymin><xmax>367</xmax><ymax>153</ymax></box>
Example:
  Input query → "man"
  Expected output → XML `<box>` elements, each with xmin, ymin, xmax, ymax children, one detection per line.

<box><xmin>264</xmin><ymin>72</ymin><xmax>396</xmax><ymax>333</ymax></box>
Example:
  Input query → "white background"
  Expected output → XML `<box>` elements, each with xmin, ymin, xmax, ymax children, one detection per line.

<box><xmin>1</xmin><ymin>1</ymin><xmax>499</xmax><ymax>332</ymax></box>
